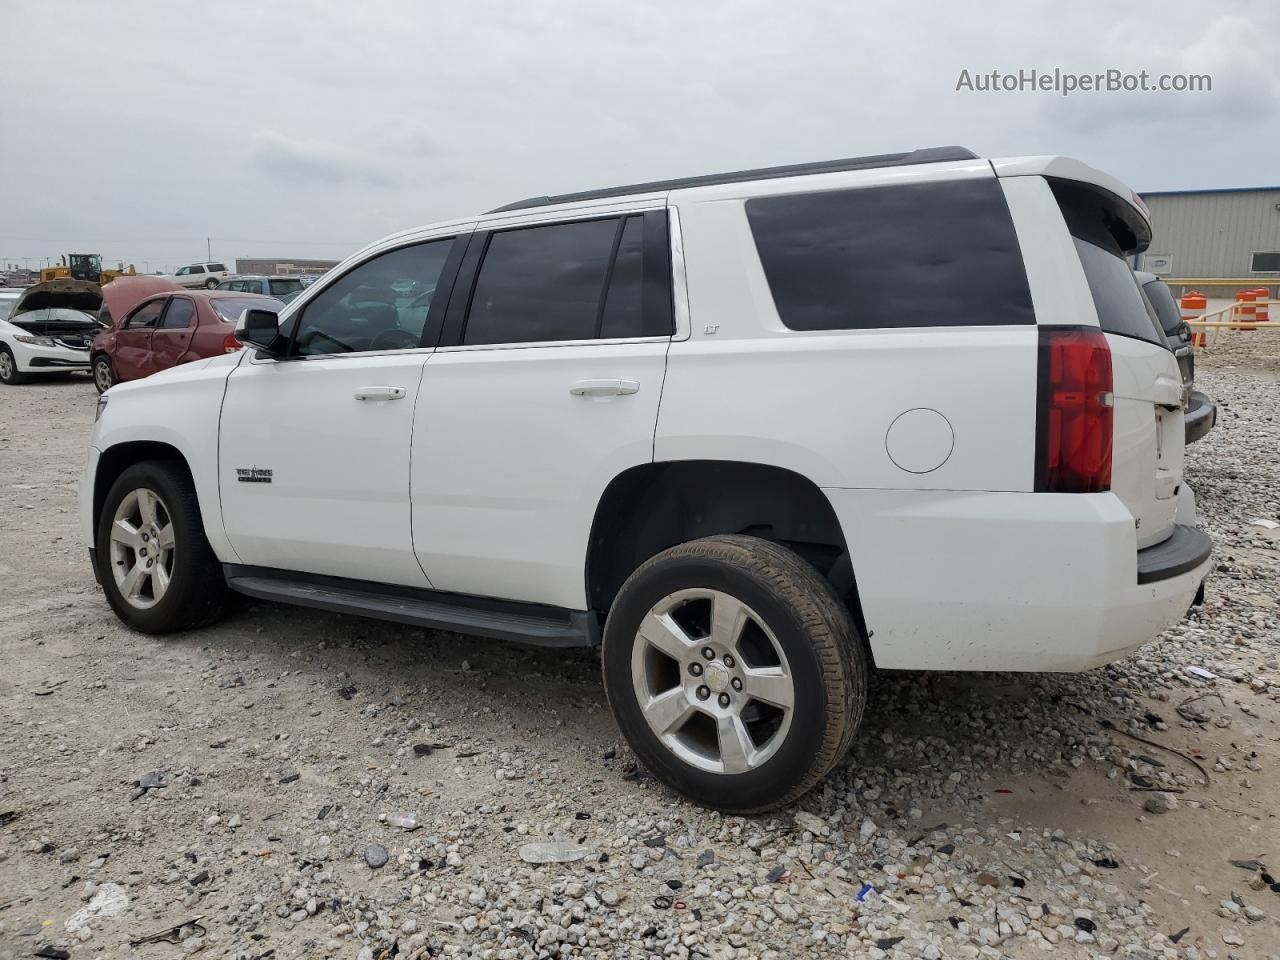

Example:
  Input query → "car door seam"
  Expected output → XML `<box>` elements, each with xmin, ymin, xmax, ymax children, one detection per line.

<box><xmin>215</xmin><ymin>358</ymin><xmax>245</xmax><ymax>563</ymax></box>
<box><xmin>408</xmin><ymin>352</ymin><xmax>436</xmax><ymax>588</ymax></box>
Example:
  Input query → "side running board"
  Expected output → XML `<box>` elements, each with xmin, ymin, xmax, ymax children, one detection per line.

<box><xmin>222</xmin><ymin>565</ymin><xmax>598</xmax><ymax>648</ymax></box>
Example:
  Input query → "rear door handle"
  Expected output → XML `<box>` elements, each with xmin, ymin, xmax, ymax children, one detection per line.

<box><xmin>353</xmin><ymin>386</ymin><xmax>407</xmax><ymax>402</ymax></box>
<box><xmin>569</xmin><ymin>378</ymin><xmax>640</xmax><ymax>398</ymax></box>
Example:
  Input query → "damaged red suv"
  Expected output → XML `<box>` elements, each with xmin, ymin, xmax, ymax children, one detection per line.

<box><xmin>92</xmin><ymin>284</ymin><xmax>284</xmax><ymax>393</ymax></box>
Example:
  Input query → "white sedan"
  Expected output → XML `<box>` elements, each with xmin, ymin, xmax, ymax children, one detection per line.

<box><xmin>0</xmin><ymin>286</ymin><xmax>100</xmax><ymax>385</ymax></box>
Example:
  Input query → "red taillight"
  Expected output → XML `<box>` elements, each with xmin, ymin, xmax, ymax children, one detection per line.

<box><xmin>222</xmin><ymin>333</ymin><xmax>242</xmax><ymax>354</ymax></box>
<box><xmin>1035</xmin><ymin>327</ymin><xmax>1113</xmax><ymax>493</ymax></box>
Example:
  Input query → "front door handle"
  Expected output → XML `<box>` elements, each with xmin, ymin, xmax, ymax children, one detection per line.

<box><xmin>353</xmin><ymin>386</ymin><xmax>407</xmax><ymax>402</ymax></box>
<box><xmin>569</xmin><ymin>378</ymin><xmax>640</xmax><ymax>398</ymax></box>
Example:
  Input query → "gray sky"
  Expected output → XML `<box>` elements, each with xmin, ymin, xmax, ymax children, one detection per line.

<box><xmin>1</xmin><ymin>0</ymin><xmax>1276</xmax><ymax>272</ymax></box>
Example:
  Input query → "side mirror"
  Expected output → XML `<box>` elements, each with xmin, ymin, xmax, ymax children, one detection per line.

<box><xmin>236</xmin><ymin>308</ymin><xmax>284</xmax><ymax>355</ymax></box>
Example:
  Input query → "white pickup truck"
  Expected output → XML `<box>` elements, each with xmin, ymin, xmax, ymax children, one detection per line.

<box><xmin>82</xmin><ymin>147</ymin><xmax>1211</xmax><ymax>811</ymax></box>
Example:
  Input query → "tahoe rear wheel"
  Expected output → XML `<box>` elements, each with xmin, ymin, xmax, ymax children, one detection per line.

<box><xmin>602</xmin><ymin>535</ymin><xmax>866</xmax><ymax>813</ymax></box>
<box><xmin>93</xmin><ymin>355</ymin><xmax>116</xmax><ymax>393</ymax></box>
<box><xmin>96</xmin><ymin>460</ymin><xmax>227</xmax><ymax>633</ymax></box>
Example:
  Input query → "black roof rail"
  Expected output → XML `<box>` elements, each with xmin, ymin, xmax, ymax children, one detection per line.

<box><xmin>487</xmin><ymin>146</ymin><xmax>978</xmax><ymax>214</ymax></box>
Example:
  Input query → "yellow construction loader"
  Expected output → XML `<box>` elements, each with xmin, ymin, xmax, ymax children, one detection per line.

<box><xmin>39</xmin><ymin>254</ymin><xmax>136</xmax><ymax>285</ymax></box>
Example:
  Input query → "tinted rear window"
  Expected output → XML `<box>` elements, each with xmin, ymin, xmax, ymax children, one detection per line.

<box><xmin>745</xmin><ymin>178</ymin><xmax>1035</xmax><ymax>331</ymax></box>
<box><xmin>268</xmin><ymin>278</ymin><xmax>304</xmax><ymax>296</ymax></box>
<box><xmin>1140</xmin><ymin>278</ymin><xmax>1183</xmax><ymax>335</ymax></box>
<box><xmin>1072</xmin><ymin>241</ymin><xmax>1164</xmax><ymax>346</ymax></box>
<box><xmin>1052</xmin><ymin>180</ymin><xmax>1164</xmax><ymax>346</ymax></box>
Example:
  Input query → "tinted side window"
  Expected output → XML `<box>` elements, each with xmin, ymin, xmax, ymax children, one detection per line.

<box><xmin>208</xmin><ymin>263</ymin><xmax>227</xmax><ymax>272</ymax></box>
<box><xmin>746</xmin><ymin>179</ymin><xmax>1035</xmax><ymax>331</ymax></box>
<box><xmin>464</xmin><ymin>218</ymin><xmax>618</xmax><ymax>345</ymax></box>
<box><xmin>125</xmin><ymin>299</ymin><xmax>166</xmax><ymax>329</ymax></box>
<box><xmin>161</xmin><ymin>298</ymin><xmax>195</xmax><ymax>329</ymax></box>
<box><xmin>293</xmin><ymin>239</ymin><xmax>453</xmax><ymax>356</ymax></box>
<box><xmin>600</xmin><ymin>216</ymin><xmax>644</xmax><ymax>339</ymax></box>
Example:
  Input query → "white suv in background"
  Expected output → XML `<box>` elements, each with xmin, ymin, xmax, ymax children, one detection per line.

<box><xmin>81</xmin><ymin>147</ymin><xmax>1211</xmax><ymax>811</ymax></box>
<box><xmin>172</xmin><ymin>262</ymin><xmax>231</xmax><ymax>289</ymax></box>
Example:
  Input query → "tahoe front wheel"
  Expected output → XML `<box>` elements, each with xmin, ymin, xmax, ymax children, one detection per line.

<box><xmin>602</xmin><ymin>535</ymin><xmax>866</xmax><ymax>813</ymax></box>
<box><xmin>96</xmin><ymin>460</ymin><xmax>227</xmax><ymax>633</ymax></box>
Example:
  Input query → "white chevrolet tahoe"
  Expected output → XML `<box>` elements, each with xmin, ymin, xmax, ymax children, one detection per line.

<box><xmin>82</xmin><ymin>147</ymin><xmax>1211</xmax><ymax>812</ymax></box>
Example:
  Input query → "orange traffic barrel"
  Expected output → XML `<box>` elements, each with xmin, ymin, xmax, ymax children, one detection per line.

<box><xmin>1234</xmin><ymin>289</ymin><xmax>1258</xmax><ymax>329</ymax></box>
<box><xmin>1181</xmin><ymin>290</ymin><xmax>1208</xmax><ymax>345</ymax></box>
<box><xmin>1252</xmin><ymin>287</ymin><xmax>1271</xmax><ymax>324</ymax></box>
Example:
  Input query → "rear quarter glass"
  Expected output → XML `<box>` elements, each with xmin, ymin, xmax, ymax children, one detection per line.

<box><xmin>745</xmin><ymin>177</ymin><xmax>1035</xmax><ymax>331</ymax></box>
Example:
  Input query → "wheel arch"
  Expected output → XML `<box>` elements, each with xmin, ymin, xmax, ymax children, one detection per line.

<box><xmin>92</xmin><ymin>441</ymin><xmax>192</xmax><ymax>547</ymax></box>
<box><xmin>585</xmin><ymin>459</ymin><xmax>868</xmax><ymax>642</ymax></box>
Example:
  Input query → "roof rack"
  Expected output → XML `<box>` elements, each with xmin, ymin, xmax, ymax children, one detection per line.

<box><xmin>487</xmin><ymin>146</ymin><xmax>978</xmax><ymax>214</ymax></box>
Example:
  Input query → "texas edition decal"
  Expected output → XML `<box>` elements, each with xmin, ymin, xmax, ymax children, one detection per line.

<box><xmin>235</xmin><ymin>467</ymin><xmax>273</xmax><ymax>484</ymax></box>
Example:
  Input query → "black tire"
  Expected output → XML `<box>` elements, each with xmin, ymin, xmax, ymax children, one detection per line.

<box><xmin>96</xmin><ymin>460</ymin><xmax>227</xmax><ymax>633</ymax></box>
<box><xmin>0</xmin><ymin>345</ymin><xmax>27</xmax><ymax>385</ymax></box>
<box><xmin>602</xmin><ymin>535</ymin><xmax>866</xmax><ymax>813</ymax></box>
<box><xmin>92</xmin><ymin>354</ymin><xmax>116</xmax><ymax>394</ymax></box>
<box><xmin>204</xmin><ymin>278</ymin><xmax>219</xmax><ymax>289</ymax></box>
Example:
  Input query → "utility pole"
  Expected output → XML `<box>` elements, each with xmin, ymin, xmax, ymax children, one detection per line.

<box><xmin>207</xmin><ymin>237</ymin><xmax>211</xmax><ymax>261</ymax></box>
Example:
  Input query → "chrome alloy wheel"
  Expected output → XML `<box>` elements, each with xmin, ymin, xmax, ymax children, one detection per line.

<box><xmin>108</xmin><ymin>487</ymin><xmax>176</xmax><ymax>610</ymax></box>
<box><xmin>630</xmin><ymin>588</ymin><xmax>795</xmax><ymax>774</ymax></box>
<box><xmin>0</xmin><ymin>351</ymin><xmax>14</xmax><ymax>381</ymax></box>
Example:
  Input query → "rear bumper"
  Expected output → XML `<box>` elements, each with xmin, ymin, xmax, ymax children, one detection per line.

<box><xmin>827</xmin><ymin>488</ymin><xmax>1211</xmax><ymax>672</ymax></box>
<box><xmin>1184</xmin><ymin>390</ymin><xmax>1216</xmax><ymax>445</ymax></box>
<box><xmin>1137</xmin><ymin>524</ymin><xmax>1212</xmax><ymax>584</ymax></box>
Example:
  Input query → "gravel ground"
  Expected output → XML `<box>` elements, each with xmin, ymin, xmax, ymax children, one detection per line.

<box><xmin>0</xmin><ymin>358</ymin><xmax>1277</xmax><ymax>960</ymax></box>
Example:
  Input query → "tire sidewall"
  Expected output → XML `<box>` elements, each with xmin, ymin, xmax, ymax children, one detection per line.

<box><xmin>96</xmin><ymin>462</ymin><xmax>202</xmax><ymax>632</ymax></box>
<box><xmin>93</xmin><ymin>355</ymin><xmax>115</xmax><ymax>393</ymax></box>
<box><xmin>603</xmin><ymin>552</ymin><xmax>833</xmax><ymax>811</ymax></box>
<box><xmin>0</xmin><ymin>346</ymin><xmax>19</xmax><ymax>384</ymax></box>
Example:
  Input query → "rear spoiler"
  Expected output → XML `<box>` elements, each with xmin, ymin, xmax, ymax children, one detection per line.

<box><xmin>991</xmin><ymin>156</ymin><xmax>1152</xmax><ymax>254</ymax></box>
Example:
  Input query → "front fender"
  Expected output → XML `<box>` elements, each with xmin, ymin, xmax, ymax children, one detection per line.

<box><xmin>90</xmin><ymin>354</ymin><xmax>243</xmax><ymax>562</ymax></box>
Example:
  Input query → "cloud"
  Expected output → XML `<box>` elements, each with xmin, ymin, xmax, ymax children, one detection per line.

<box><xmin>250</xmin><ymin>129</ymin><xmax>396</xmax><ymax>189</ymax></box>
<box><xmin>1036</xmin><ymin>14</ymin><xmax>1278</xmax><ymax>135</ymax></box>
<box><xmin>0</xmin><ymin>0</ymin><xmax>1276</xmax><ymax>267</ymax></box>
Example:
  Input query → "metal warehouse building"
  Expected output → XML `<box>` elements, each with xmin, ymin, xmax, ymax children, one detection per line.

<box><xmin>1137</xmin><ymin>186</ymin><xmax>1280</xmax><ymax>294</ymax></box>
<box><xmin>234</xmin><ymin>256</ymin><xmax>340</xmax><ymax>276</ymax></box>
